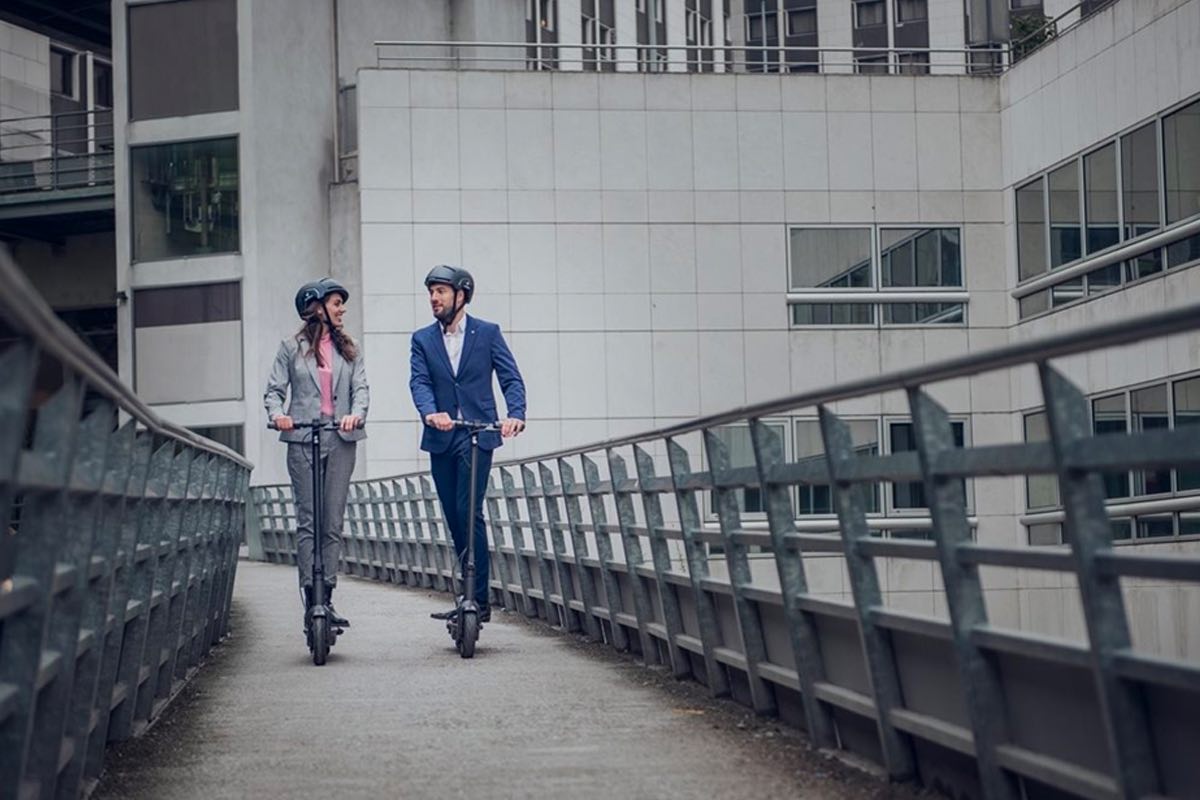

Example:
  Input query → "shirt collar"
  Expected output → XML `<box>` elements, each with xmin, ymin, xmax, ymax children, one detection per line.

<box><xmin>442</xmin><ymin>314</ymin><xmax>467</xmax><ymax>336</ymax></box>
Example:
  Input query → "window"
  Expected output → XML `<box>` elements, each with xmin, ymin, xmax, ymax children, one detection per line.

<box><xmin>794</xmin><ymin>419</ymin><xmax>879</xmax><ymax>514</ymax></box>
<box><xmin>133</xmin><ymin>282</ymin><xmax>242</xmax><ymax>328</ymax></box>
<box><xmin>131</xmin><ymin>138</ymin><xmax>240</xmax><ymax>262</ymax></box>
<box><xmin>786</xmin><ymin>8</ymin><xmax>817</xmax><ymax>35</ymax></box>
<box><xmin>1173</xmin><ymin>377</ymin><xmax>1200</xmax><ymax>491</ymax></box>
<box><xmin>791</xmin><ymin>226</ymin><xmax>966</xmax><ymax>327</ymax></box>
<box><xmin>128</xmin><ymin>0</ymin><xmax>239</xmax><ymax>120</ymax></box>
<box><xmin>1083</xmin><ymin>143</ymin><xmax>1119</xmax><ymax>255</ymax></box>
<box><xmin>189</xmin><ymin>425</ymin><xmax>244</xmax><ymax>455</ymax></box>
<box><xmin>791</xmin><ymin>228</ymin><xmax>873</xmax><ymax>288</ymax></box>
<box><xmin>50</xmin><ymin>48</ymin><xmax>76</xmax><ymax>98</ymax></box>
<box><xmin>1121</xmin><ymin>123</ymin><xmax>1163</xmax><ymax>278</ymax></box>
<box><xmin>1016</xmin><ymin>178</ymin><xmax>1047</xmax><ymax>280</ymax></box>
<box><xmin>1163</xmin><ymin>100</ymin><xmax>1200</xmax><ymax>267</ymax></box>
<box><xmin>1092</xmin><ymin>393</ymin><xmax>1130</xmax><ymax>499</ymax></box>
<box><xmin>133</xmin><ymin>282</ymin><xmax>243</xmax><ymax>404</ymax></box>
<box><xmin>896</xmin><ymin>0</ymin><xmax>927</xmax><ymax>23</ymax></box>
<box><xmin>1048</xmin><ymin>162</ymin><xmax>1081</xmax><ymax>268</ymax></box>
<box><xmin>538</xmin><ymin>0</ymin><xmax>557</xmax><ymax>31</ymax></box>
<box><xmin>1131</xmin><ymin>384</ymin><xmax>1171</xmax><ymax>496</ymax></box>
<box><xmin>1024</xmin><ymin>412</ymin><xmax>1060</xmax><ymax>509</ymax></box>
<box><xmin>1027</xmin><ymin>523</ymin><xmax>1063</xmax><ymax>546</ymax></box>
<box><xmin>93</xmin><ymin>61</ymin><xmax>113</xmax><ymax>108</ymax></box>
<box><xmin>709</xmin><ymin>423</ymin><xmax>786</xmax><ymax>515</ymax></box>
<box><xmin>889</xmin><ymin>421</ymin><xmax>966</xmax><ymax>510</ymax></box>
<box><xmin>747</xmin><ymin>11</ymin><xmax>779</xmax><ymax>41</ymax></box>
<box><xmin>880</xmin><ymin>228</ymin><xmax>961</xmax><ymax>287</ymax></box>
<box><xmin>855</xmin><ymin>54</ymin><xmax>889</xmax><ymax>74</ymax></box>
<box><xmin>854</xmin><ymin>0</ymin><xmax>886</xmax><ymax>28</ymax></box>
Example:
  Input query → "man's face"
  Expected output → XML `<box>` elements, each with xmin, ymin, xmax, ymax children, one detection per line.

<box><xmin>428</xmin><ymin>284</ymin><xmax>462</xmax><ymax>322</ymax></box>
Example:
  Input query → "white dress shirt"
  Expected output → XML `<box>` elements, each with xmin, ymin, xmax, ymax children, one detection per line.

<box><xmin>443</xmin><ymin>315</ymin><xmax>466</xmax><ymax>375</ymax></box>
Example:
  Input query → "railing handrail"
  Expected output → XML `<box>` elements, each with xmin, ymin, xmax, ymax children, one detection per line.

<box><xmin>0</xmin><ymin>248</ymin><xmax>251</xmax><ymax>469</ymax></box>
<box><xmin>374</xmin><ymin>39</ymin><xmax>1007</xmax><ymax>56</ymax></box>
<box><xmin>1012</xmin><ymin>216</ymin><xmax>1200</xmax><ymax>299</ymax></box>
<box><xmin>1010</xmin><ymin>0</ymin><xmax>1119</xmax><ymax>61</ymax></box>
<box><xmin>0</xmin><ymin>108</ymin><xmax>114</xmax><ymax>126</ymax></box>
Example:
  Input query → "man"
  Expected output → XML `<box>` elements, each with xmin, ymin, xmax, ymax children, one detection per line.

<box><xmin>410</xmin><ymin>265</ymin><xmax>526</xmax><ymax>623</ymax></box>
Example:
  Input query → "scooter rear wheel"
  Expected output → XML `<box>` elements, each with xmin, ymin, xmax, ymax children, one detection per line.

<box><xmin>458</xmin><ymin>611</ymin><xmax>478</xmax><ymax>659</ymax></box>
<box><xmin>312</xmin><ymin>616</ymin><xmax>330</xmax><ymax>665</ymax></box>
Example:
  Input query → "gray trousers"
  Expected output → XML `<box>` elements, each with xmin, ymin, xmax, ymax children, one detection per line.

<box><xmin>287</xmin><ymin>430</ymin><xmax>356</xmax><ymax>588</ymax></box>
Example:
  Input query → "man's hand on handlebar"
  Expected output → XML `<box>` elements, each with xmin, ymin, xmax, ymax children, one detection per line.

<box><xmin>500</xmin><ymin>418</ymin><xmax>525</xmax><ymax>438</ymax></box>
<box><xmin>273</xmin><ymin>414</ymin><xmax>295</xmax><ymax>431</ymax></box>
<box><xmin>339</xmin><ymin>414</ymin><xmax>363</xmax><ymax>433</ymax></box>
<box><xmin>425</xmin><ymin>412</ymin><xmax>454</xmax><ymax>432</ymax></box>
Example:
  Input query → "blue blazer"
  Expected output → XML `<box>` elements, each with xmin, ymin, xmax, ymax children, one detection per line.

<box><xmin>409</xmin><ymin>315</ymin><xmax>526</xmax><ymax>453</ymax></box>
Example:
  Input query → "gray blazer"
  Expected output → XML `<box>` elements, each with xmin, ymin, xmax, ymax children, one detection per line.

<box><xmin>264</xmin><ymin>336</ymin><xmax>369</xmax><ymax>443</ymax></box>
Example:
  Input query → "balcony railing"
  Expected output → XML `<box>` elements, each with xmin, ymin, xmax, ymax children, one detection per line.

<box><xmin>0</xmin><ymin>110</ymin><xmax>114</xmax><ymax>197</ymax></box>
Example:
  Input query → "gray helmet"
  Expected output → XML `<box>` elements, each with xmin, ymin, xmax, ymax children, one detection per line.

<box><xmin>294</xmin><ymin>277</ymin><xmax>349</xmax><ymax>317</ymax></box>
<box><xmin>424</xmin><ymin>265</ymin><xmax>474</xmax><ymax>303</ymax></box>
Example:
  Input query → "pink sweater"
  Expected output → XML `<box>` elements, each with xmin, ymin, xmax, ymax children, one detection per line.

<box><xmin>318</xmin><ymin>335</ymin><xmax>334</xmax><ymax>416</ymax></box>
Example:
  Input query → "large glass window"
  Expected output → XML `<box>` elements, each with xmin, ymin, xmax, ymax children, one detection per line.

<box><xmin>889</xmin><ymin>420</ymin><xmax>965</xmax><ymax>510</ymax></box>
<box><xmin>1131</xmin><ymin>385</ymin><xmax>1171</xmax><ymax>496</ymax></box>
<box><xmin>854</xmin><ymin>0</ymin><xmax>886</xmax><ymax>27</ymax></box>
<box><xmin>1016</xmin><ymin>178</ymin><xmax>1047</xmax><ymax>280</ymax></box>
<box><xmin>880</xmin><ymin>228</ymin><xmax>961</xmax><ymax>287</ymax></box>
<box><xmin>1092</xmin><ymin>393</ymin><xmax>1130</xmax><ymax>499</ymax></box>
<box><xmin>791</xmin><ymin>303</ymin><xmax>875</xmax><ymax>325</ymax></box>
<box><xmin>1174</xmin><ymin>377</ymin><xmax>1200</xmax><ymax>491</ymax></box>
<box><xmin>1048</xmin><ymin>162</ymin><xmax>1082</xmax><ymax>268</ymax></box>
<box><xmin>790</xmin><ymin>228</ymin><xmax>873</xmax><ymax>288</ymax></box>
<box><xmin>1083</xmin><ymin>143</ymin><xmax>1119</xmax><ymax>254</ymax></box>
<box><xmin>131</xmin><ymin>138</ymin><xmax>240</xmax><ymax>262</ymax></box>
<box><xmin>709</xmin><ymin>423</ymin><xmax>785</xmax><ymax>515</ymax></box>
<box><xmin>794</xmin><ymin>419</ymin><xmax>879</xmax><ymax>514</ymax></box>
<box><xmin>1122</xmin><ymin>122</ymin><xmax>1160</xmax><ymax>238</ymax></box>
<box><xmin>1024</xmin><ymin>411</ymin><xmax>1060</xmax><ymax>509</ymax></box>
<box><xmin>1164</xmin><ymin>100</ymin><xmax>1200</xmax><ymax>267</ymax></box>
<box><xmin>128</xmin><ymin>0</ymin><xmax>239</xmax><ymax>120</ymax></box>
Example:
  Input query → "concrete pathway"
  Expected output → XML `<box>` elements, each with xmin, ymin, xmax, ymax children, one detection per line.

<box><xmin>94</xmin><ymin>561</ymin><xmax>921</xmax><ymax>800</ymax></box>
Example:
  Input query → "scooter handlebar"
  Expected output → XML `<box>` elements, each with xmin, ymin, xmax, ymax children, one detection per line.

<box><xmin>268</xmin><ymin>418</ymin><xmax>365</xmax><ymax>431</ymax></box>
<box><xmin>450</xmin><ymin>419</ymin><xmax>504</xmax><ymax>433</ymax></box>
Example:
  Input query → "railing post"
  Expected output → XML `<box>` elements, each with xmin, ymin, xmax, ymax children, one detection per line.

<box><xmin>399</xmin><ymin>478</ymin><xmax>429</xmax><ymax>588</ymax></box>
<box><xmin>748</xmin><ymin>419</ymin><xmax>839</xmax><ymax>748</ymax></box>
<box><xmin>536</xmin><ymin>462</ymin><xmax>586</xmax><ymax>633</ymax></box>
<box><xmin>580</xmin><ymin>455</ymin><xmax>631</xmax><ymax>652</ymax></box>
<box><xmin>1039</xmin><ymin>365</ymin><xmax>1162</xmax><ymax>797</ymax></box>
<box><xmin>499</xmin><ymin>467</ymin><xmax>541</xmax><ymax>619</ymax></box>
<box><xmin>109</xmin><ymin>438</ymin><xmax>177</xmax><ymax>741</ymax></box>
<box><xmin>556</xmin><ymin>458</ymin><xmax>603</xmax><ymax>641</ymax></box>
<box><xmin>819</xmin><ymin>406</ymin><xmax>917</xmax><ymax>782</ymax></box>
<box><xmin>484</xmin><ymin>475</ymin><xmax>518</xmax><ymax>611</ymax></box>
<box><xmin>522</xmin><ymin>464</ymin><xmax>578</xmax><ymax>631</ymax></box>
<box><xmin>607</xmin><ymin>450</ymin><xmax>668</xmax><ymax>666</ymax></box>
<box><xmin>0</xmin><ymin>376</ymin><xmax>83</xmax><ymax>798</ymax></box>
<box><xmin>418</xmin><ymin>475</ymin><xmax>451</xmax><ymax>592</ymax></box>
<box><xmin>907</xmin><ymin>390</ymin><xmax>1018</xmax><ymax>800</ymax></box>
<box><xmin>632</xmin><ymin>445</ymin><xmax>699</xmax><ymax>682</ymax></box>
<box><xmin>699</xmin><ymin>429</ymin><xmax>778</xmax><ymax>715</ymax></box>
<box><xmin>82</xmin><ymin>426</ymin><xmax>151</xmax><ymax>786</ymax></box>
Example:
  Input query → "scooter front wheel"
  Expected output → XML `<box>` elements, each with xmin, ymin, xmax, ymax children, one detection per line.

<box><xmin>458</xmin><ymin>611</ymin><xmax>478</xmax><ymax>659</ymax></box>
<box><xmin>311</xmin><ymin>616</ymin><xmax>330</xmax><ymax>665</ymax></box>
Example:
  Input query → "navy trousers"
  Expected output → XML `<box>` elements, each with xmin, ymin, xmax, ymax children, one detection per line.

<box><xmin>429</xmin><ymin>429</ymin><xmax>493</xmax><ymax>606</ymax></box>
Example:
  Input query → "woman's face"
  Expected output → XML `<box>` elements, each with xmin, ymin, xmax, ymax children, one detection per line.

<box><xmin>319</xmin><ymin>294</ymin><xmax>347</xmax><ymax>328</ymax></box>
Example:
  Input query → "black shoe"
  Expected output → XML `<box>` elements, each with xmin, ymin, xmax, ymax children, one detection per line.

<box><xmin>478</xmin><ymin>606</ymin><xmax>491</xmax><ymax>623</ymax></box>
<box><xmin>325</xmin><ymin>586</ymin><xmax>350</xmax><ymax>628</ymax></box>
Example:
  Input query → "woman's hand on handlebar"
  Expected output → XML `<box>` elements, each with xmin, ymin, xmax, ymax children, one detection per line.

<box><xmin>339</xmin><ymin>414</ymin><xmax>363</xmax><ymax>432</ymax></box>
<box><xmin>273</xmin><ymin>414</ymin><xmax>294</xmax><ymax>431</ymax></box>
<box><xmin>424</xmin><ymin>412</ymin><xmax>454</xmax><ymax>431</ymax></box>
<box><xmin>500</xmin><ymin>418</ymin><xmax>525</xmax><ymax>438</ymax></box>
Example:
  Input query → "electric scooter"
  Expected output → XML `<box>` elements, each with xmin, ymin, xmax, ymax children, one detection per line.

<box><xmin>442</xmin><ymin>419</ymin><xmax>502</xmax><ymax>659</ymax></box>
<box><xmin>269</xmin><ymin>418</ymin><xmax>359</xmax><ymax>666</ymax></box>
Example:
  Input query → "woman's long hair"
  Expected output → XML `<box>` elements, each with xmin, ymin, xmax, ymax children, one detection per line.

<box><xmin>296</xmin><ymin>300</ymin><xmax>358</xmax><ymax>365</ymax></box>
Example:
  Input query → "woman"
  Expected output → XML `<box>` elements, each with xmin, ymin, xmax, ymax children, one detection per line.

<box><xmin>264</xmin><ymin>277</ymin><xmax>368</xmax><ymax>629</ymax></box>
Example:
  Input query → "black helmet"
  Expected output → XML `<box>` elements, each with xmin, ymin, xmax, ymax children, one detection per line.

<box><xmin>424</xmin><ymin>265</ymin><xmax>474</xmax><ymax>304</ymax></box>
<box><xmin>294</xmin><ymin>277</ymin><xmax>349</xmax><ymax>317</ymax></box>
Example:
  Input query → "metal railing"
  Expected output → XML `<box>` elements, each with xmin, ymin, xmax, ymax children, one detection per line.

<box><xmin>0</xmin><ymin>247</ymin><xmax>251</xmax><ymax>799</ymax></box>
<box><xmin>0</xmin><ymin>110</ymin><xmax>115</xmax><ymax>196</ymax></box>
<box><xmin>1010</xmin><ymin>0</ymin><xmax>1120</xmax><ymax>65</ymax></box>
<box><xmin>374</xmin><ymin>40</ymin><xmax>1011</xmax><ymax>76</ymax></box>
<box><xmin>253</xmin><ymin>290</ymin><xmax>1200</xmax><ymax>795</ymax></box>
